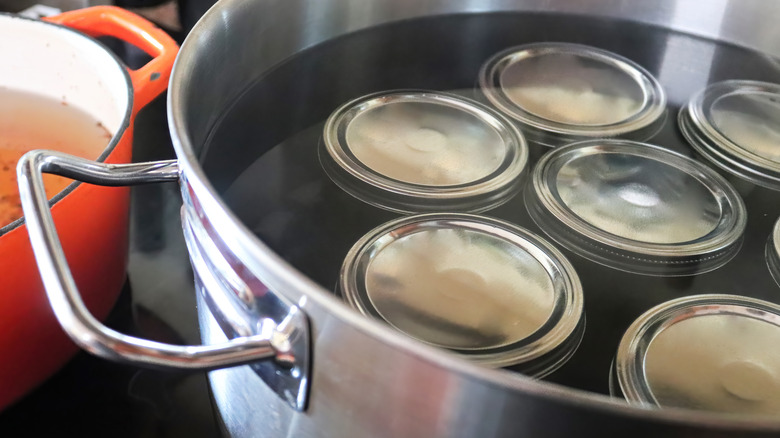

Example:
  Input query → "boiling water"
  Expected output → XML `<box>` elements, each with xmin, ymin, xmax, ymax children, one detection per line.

<box><xmin>0</xmin><ymin>88</ymin><xmax>111</xmax><ymax>227</ymax></box>
<box><xmin>201</xmin><ymin>13</ymin><xmax>780</xmax><ymax>394</ymax></box>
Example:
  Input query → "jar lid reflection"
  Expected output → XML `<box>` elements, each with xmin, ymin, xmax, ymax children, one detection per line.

<box><xmin>479</xmin><ymin>43</ymin><xmax>666</xmax><ymax>146</ymax></box>
<box><xmin>321</xmin><ymin>90</ymin><xmax>528</xmax><ymax>213</ymax></box>
<box><xmin>680</xmin><ymin>80</ymin><xmax>780</xmax><ymax>190</ymax></box>
<box><xmin>615</xmin><ymin>295</ymin><xmax>780</xmax><ymax>417</ymax></box>
<box><xmin>340</xmin><ymin>213</ymin><xmax>584</xmax><ymax>372</ymax></box>
<box><xmin>525</xmin><ymin>139</ymin><xmax>746</xmax><ymax>276</ymax></box>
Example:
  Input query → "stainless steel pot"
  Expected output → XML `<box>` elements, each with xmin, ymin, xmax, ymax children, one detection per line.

<box><xmin>18</xmin><ymin>0</ymin><xmax>780</xmax><ymax>437</ymax></box>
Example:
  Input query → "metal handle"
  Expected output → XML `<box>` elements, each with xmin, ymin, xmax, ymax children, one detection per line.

<box><xmin>17</xmin><ymin>150</ymin><xmax>297</xmax><ymax>371</ymax></box>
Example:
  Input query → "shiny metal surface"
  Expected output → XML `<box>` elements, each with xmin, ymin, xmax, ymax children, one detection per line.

<box><xmin>180</xmin><ymin>206</ymin><xmax>311</xmax><ymax>410</ymax></box>
<box><xmin>681</xmin><ymin>80</ymin><xmax>780</xmax><ymax>190</ymax></box>
<box><xmin>526</xmin><ymin>140</ymin><xmax>746</xmax><ymax>275</ymax></box>
<box><xmin>162</xmin><ymin>0</ymin><xmax>780</xmax><ymax>437</ymax></box>
<box><xmin>339</xmin><ymin>93</ymin><xmax>505</xmax><ymax>185</ymax></box>
<box><xmin>479</xmin><ymin>43</ymin><xmax>665</xmax><ymax>137</ymax></box>
<box><xmin>615</xmin><ymin>294</ymin><xmax>780</xmax><ymax>417</ymax></box>
<box><xmin>322</xmin><ymin>90</ymin><xmax>527</xmax><ymax>212</ymax></box>
<box><xmin>16</xmin><ymin>150</ymin><xmax>310</xmax><ymax>410</ymax></box>
<box><xmin>766</xmin><ymin>217</ymin><xmax>780</xmax><ymax>288</ymax></box>
<box><xmin>709</xmin><ymin>92</ymin><xmax>780</xmax><ymax>162</ymax></box>
<box><xmin>340</xmin><ymin>213</ymin><xmax>582</xmax><ymax>370</ymax></box>
<box><xmin>555</xmin><ymin>146</ymin><xmax>719</xmax><ymax>243</ymax></box>
<box><xmin>361</xmin><ymin>224</ymin><xmax>553</xmax><ymax>350</ymax></box>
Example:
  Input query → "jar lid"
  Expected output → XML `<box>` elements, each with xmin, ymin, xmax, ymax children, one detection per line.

<box><xmin>766</xmin><ymin>217</ymin><xmax>780</xmax><ymax>288</ymax></box>
<box><xmin>680</xmin><ymin>80</ymin><xmax>780</xmax><ymax>190</ymax></box>
<box><xmin>479</xmin><ymin>43</ymin><xmax>666</xmax><ymax>146</ymax></box>
<box><xmin>340</xmin><ymin>213</ymin><xmax>584</xmax><ymax>373</ymax></box>
<box><xmin>614</xmin><ymin>294</ymin><xmax>780</xmax><ymax>417</ymax></box>
<box><xmin>321</xmin><ymin>90</ymin><xmax>528</xmax><ymax>213</ymax></box>
<box><xmin>525</xmin><ymin>139</ymin><xmax>747</xmax><ymax>276</ymax></box>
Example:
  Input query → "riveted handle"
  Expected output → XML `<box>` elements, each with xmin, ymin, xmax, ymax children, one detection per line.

<box><xmin>16</xmin><ymin>151</ymin><xmax>305</xmax><ymax>372</ymax></box>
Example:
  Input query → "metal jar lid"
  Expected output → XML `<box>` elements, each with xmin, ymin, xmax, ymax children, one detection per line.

<box><xmin>679</xmin><ymin>80</ymin><xmax>780</xmax><ymax>190</ymax></box>
<box><xmin>340</xmin><ymin>213</ymin><xmax>584</xmax><ymax>375</ymax></box>
<box><xmin>614</xmin><ymin>294</ymin><xmax>780</xmax><ymax>417</ymax></box>
<box><xmin>321</xmin><ymin>90</ymin><xmax>529</xmax><ymax>213</ymax></box>
<box><xmin>524</xmin><ymin>139</ymin><xmax>747</xmax><ymax>276</ymax></box>
<box><xmin>766</xmin><ymin>216</ymin><xmax>780</xmax><ymax>288</ymax></box>
<box><xmin>479</xmin><ymin>43</ymin><xmax>666</xmax><ymax>146</ymax></box>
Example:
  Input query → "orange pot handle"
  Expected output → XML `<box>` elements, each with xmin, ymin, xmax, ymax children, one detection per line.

<box><xmin>44</xmin><ymin>6</ymin><xmax>179</xmax><ymax>112</ymax></box>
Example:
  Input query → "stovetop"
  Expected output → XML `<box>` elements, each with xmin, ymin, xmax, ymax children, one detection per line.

<box><xmin>0</xmin><ymin>13</ymin><xmax>220</xmax><ymax>435</ymax></box>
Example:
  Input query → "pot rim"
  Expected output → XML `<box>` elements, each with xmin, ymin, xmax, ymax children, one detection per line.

<box><xmin>167</xmin><ymin>0</ymin><xmax>780</xmax><ymax>431</ymax></box>
<box><xmin>0</xmin><ymin>13</ymin><xmax>132</xmax><ymax>238</ymax></box>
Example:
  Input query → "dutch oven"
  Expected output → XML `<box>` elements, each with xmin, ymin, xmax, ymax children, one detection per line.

<box><xmin>0</xmin><ymin>6</ymin><xmax>176</xmax><ymax>409</ymax></box>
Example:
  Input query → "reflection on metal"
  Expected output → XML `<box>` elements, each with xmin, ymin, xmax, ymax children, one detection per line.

<box><xmin>766</xmin><ymin>217</ymin><xmax>780</xmax><ymax>288</ymax></box>
<box><xmin>182</xmin><ymin>189</ymin><xmax>310</xmax><ymax>411</ymax></box>
<box><xmin>655</xmin><ymin>34</ymin><xmax>717</xmax><ymax>107</ymax></box>
<box><xmin>525</xmin><ymin>139</ymin><xmax>746</xmax><ymax>276</ymax></box>
<box><xmin>654</xmin><ymin>0</ymin><xmax>725</xmax><ymax>105</ymax></box>
<box><xmin>340</xmin><ymin>213</ymin><xmax>583</xmax><ymax>375</ymax></box>
<box><xmin>17</xmin><ymin>150</ymin><xmax>310</xmax><ymax>411</ymax></box>
<box><xmin>615</xmin><ymin>294</ymin><xmax>780</xmax><ymax>417</ymax></box>
<box><xmin>479</xmin><ymin>43</ymin><xmax>666</xmax><ymax>146</ymax></box>
<box><xmin>680</xmin><ymin>80</ymin><xmax>780</xmax><ymax>190</ymax></box>
<box><xmin>321</xmin><ymin>90</ymin><xmax>528</xmax><ymax>213</ymax></box>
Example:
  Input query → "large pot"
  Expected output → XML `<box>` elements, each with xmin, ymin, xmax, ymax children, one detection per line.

<box><xmin>0</xmin><ymin>6</ymin><xmax>176</xmax><ymax>410</ymax></box>
<box><xmin>17</xmin><ymin>0</ymin><xmax>780</xmax><ymax>436</ymax></box>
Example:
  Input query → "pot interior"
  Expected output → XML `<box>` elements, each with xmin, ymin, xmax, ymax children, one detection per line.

<box><xmin>174</xmin><ymin>0</ymin><xmax>780</xmax><ymax>423</ymax></box>
<box><xmin>0</xmin><ymin>14</ymin><xmax>128</xmax><ymax>135</ymax></box>
<box><xmin>0</xmin><ymin>14</ymin><xmax>130</xmax><ymax>229</ymax></box>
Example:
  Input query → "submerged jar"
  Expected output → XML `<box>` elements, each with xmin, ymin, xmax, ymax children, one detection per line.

<box><xmin>479</xmin><ymin>43</ymin><xmax>666</xmax><ymax>147</ymax></box>
<box><xmin>613</xmin><ymin>294</ymin><xmax>780</xmax><ymax>418</ymax></box>
<box><xmin>679</xmin><ymin>80</ymin><xmax>780</xmax><ymax>190</ymax></box>
<box><xmin>339</xmin><ymin>213</ymin><xmax>584</xmax><ymax>377</ymax></box>
<box><xmin>766</xmin><ymin>217</ymin><xmax>780</xmax><ymax>288</ymax></box>
<box><xmin>524</xmin><ymin>139</ymin><xmax>747</xmax><ymax>276</ymax></box>
<box><xmin>320</xmin><ymin>90</ymin><xmax>529</xmax><ymax>213</ymax></box>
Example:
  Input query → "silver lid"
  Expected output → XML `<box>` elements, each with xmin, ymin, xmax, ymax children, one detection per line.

<box><xmin>766</xmin><ymin>217</ymin><xmax>780</xmax><ymax>288</ymax></box>
<box><xmin>615</xmin><ymin>294</ymin><xmax>780</xmax><ymax>417</ymax></box>
<box><xmin>340</xmin><ymin>213</ymin><xmax>583</xmax><ymax>372</ymax></box>
<box><xmin>525</xmin><ymin>139</ymin><xmax>747</xmax><ymax>276</ymax></box>
<box><xmin>321</xmin><ymin>90</ymin><xmax>528</xmax><ymax>212</ymax></box>
<box><xmin>680</xmin><ymin>80</ymin><xmax>780</xmax><ymax>190</ymax></box>
<box><xmin>479</xmin><ymin>43</ymin><xmax>666</xmax><ymax>146</ymax></box>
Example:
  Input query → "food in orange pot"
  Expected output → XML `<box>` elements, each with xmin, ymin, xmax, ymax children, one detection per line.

<box><xmin>0</xmin><ymin>6</ymin><xmax>177</xmax><ymax>410</ymax></box>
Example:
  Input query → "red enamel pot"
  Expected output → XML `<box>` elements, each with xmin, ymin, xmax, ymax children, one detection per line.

<box><xmin>0</xmin><ymin>6</ymin><xmax>177</xmax><ymax>410</ymax></box>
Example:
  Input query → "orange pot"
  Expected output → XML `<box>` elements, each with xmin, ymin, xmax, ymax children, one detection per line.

<box><xmin>0</xmin><ymin>6</ymin><xmax>177</xmax><ymax>410</ymax></box>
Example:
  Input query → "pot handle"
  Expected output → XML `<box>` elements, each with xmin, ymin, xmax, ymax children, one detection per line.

<box><xmin>17</xmin><ymin>150</ymin><xmax>307</xmax><ymax>375</ymax></box>
<box><xmin>44</xmin><ymin>6</ymin><xmax>178</xmax><ymax>111</ymax></box>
